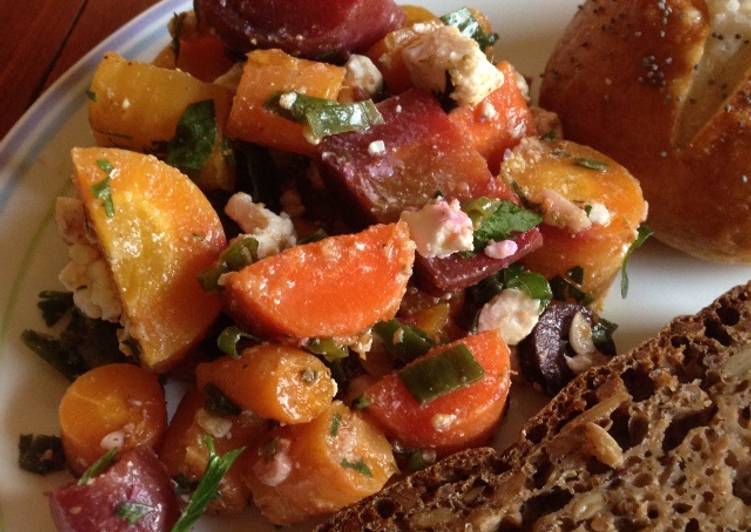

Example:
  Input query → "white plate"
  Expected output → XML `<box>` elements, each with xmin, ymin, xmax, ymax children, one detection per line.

<box><xmin>1</xmin><ymin>0</ymin><xmax>750</xmax><ymax>530</ymax></box>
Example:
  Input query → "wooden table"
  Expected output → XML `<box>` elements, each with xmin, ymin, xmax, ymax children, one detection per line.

<box><xmin>0</xmin><ymin>0</ymin><xmax>159</xmax><ymax>140</ymax></box>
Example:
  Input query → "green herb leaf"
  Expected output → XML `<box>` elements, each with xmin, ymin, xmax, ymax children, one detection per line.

<box><xmin>267</xmin><ymin>92</ymin><xmax>384</xmax><ymax>140</ymax></box>
<box><xmin>592</xmin><ymin>318</ymin><xmax>618</xmax><ymax>356</ymax></box>
<box><xmin>116</xmin><ymin>501</ymin><xmax>155</xmax><ymax>525</ymax></box>
<box><xmin>574</xmin><ymin>158</ymin><xmax>609</xmax><ymax>172</ymax></box>
<box><xmin>166</xmin><ymin>100</ymin><xmax>217</xmax><ymax>177</ymax></box>
<box><xmin>307</xmin><ymin>338</ymin><xmax>349</xmax><ymax>362</ymax></box>
<box><xmin>398</xmin><ymin>343</ymin><xmax>485</xmax><ymax>405</ymax></box>
<box><xmin>78</xmin><ymin>448</ymin><xmax>118</xmax><ymax>485</ymax></box>
<box><xmin>85</xmin><ymin>89</ymin><xmax>97</xmax><ymax>102</ymax></box>
<box><xmin>18</xmin><ymin>434</ymin><xmax>65</xmax><ymax>475</ymax></box>
<box><xmin>468</xmin><ymin>273</ymin><xmax>505</xmax><ymax>307</ymax></box>
<box><xmin>171</xmin><ymin>435</ymin><xmax>245</xmax><ymax>532</ymax></box>
<box><xmin>373</xmin><ymin>320</ymin><xmax>435</xmax><ymax>366</ymax></box>
<box><xmin>340</xmin><ymin>458</ymin><xmax>373</xmax><ymax>477</ymax></box>
<box><xmin>440</xmin><ymin>8</ymin><xmax>499</xmax><ymax>50</ymax></box>
<box><xmin>199</xmin><ymin>236</ymin><xmax>259</xmax><ymax>291</ymax></box>
<box><xmin>37</xmin><ymin>291</ymin><xmax>74</xmax><ymax>327</ymax></box>
<box><xmin>203</xmin><ymin>384</ymin><xmax>242</xmax><ymax>417</ymax></box>
<box><xmin>216</xmin><ymin>325</ymin><xmax>259</xmax><ymax>358</ymax></box>
<box><xmin>468</xmin><ymin>198</ymin><xmax>542</xmax><ymax>250</ymax></box>
<box><xmin>620</xmin><ymin>225</ymin><xmax>653</xmax><ymax>298</ymax></box>
<box><xmin>298</xmin><ymin>228</ymin><xmax>329</xmax><ymax>245</ymax></box>
<box><xmin>502</xmin><ymin>264</ymin><xmax>552</xmax><ymax>307</ymax></box>
<box><xmin>550</xmin><ymin>266</ymin><xmax>591</xmax><ymax>305</ymax></box>
<box><xmin>352</xmin><ymin>395</ymin><xmax>371</xmax><ymax>410</ymax></box>
<box><xmin>329</xmin><ymin>413</ymin><xmax>341</xmax><ymax>437</ymax></box>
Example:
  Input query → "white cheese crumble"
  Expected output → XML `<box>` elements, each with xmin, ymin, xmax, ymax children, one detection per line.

<box><xmin>253</xmin><ymin>438</ymin><xmax>293</xmax><ymax>487</ymax></box>
<box><xmin>225</xmin><ymin>192</ymin><xmax>297</xmax><ymax>259</ymax></box>
<box><xmin>196</xmin><ymin>408</ymin><xmax>234</xmax><ymax>439</ymax></box>
<box><xmin>399</xmin><ymin>199</ymin><xmax>474</xmax><ymax>259</ymax></box>
<box><xmin>402</xmin><ymin>25</ymin><xmax>504</xmax><ymax>107</ymax></box>
<box><xmin>431</xmin><ymin>413</ymin><xmax>458</xmax><ymax>432</ymax></box>
<box><xmin>344</xmin><ymin>54</ymin><xmax>384</xmax><ymax>96</ymax></box>
<box><xmin>540</xmin><ymin>189</ymin><xmax>592</xmax><ymax>234</ymax></box>
<box><xmin>477</xmin><ymin>288</ymin><xmax>541</xmax><ymax>346</ymax></box>
<box><xmin>100</xmin><ymin>430</ymin><xmax>125</xmax><ymax>451</ymax></box>
<box><xmin>480</xmin><ymin>101</ymin><xmax>498</xmax><ymax>121</ymax></box>
<box><xmin>278</xmin><ymin>91</ymin><xmax>298</xmax><ymax>110</ymax></box>
<box><xmin>587</xmin><ymin>203</ymin><xmax>612</xmax><ymax>226</ymax></box>
<box><xmin>484</xmin><ymin>239</ymin><xmax>518</xmax><ymax>260</ymax></box>
<box><xmin>368</xmin><ymin>140</ymin><xmax>387</xmax><ymax>156</ymax></box>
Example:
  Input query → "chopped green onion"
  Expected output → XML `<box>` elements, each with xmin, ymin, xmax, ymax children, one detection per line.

<box><xmin>267</xmin><ymin>92</ymin><xmax>384</xmax><ymax>140</ymax></box>
<box><xmin>440</xmin><ymin>7</ymin><xmax>499</xmax><ymax>50</ymax></box>
<box><xmin>352</xmin><ymin>395</ymin><xmax>371</xmax><ymax>410</ymax></box>
<box><xmin>307</xmin><ymin>338</ymin><xmax>349</xmax><ymax>362</ymax></box>
<box><xmin>18</xmin><ymin>434</ymin><xmax>65</xmax><ymax>475</ymax></box>
<box><xmin>502</xmin><ymin>264</ymin><xmax>552</xmax><ymax>307</ymax></box>
<box><xmin>340</xmin><ymin>458</ymin><xmax>373</xmax><ymax>477</ymax></box>
<box><xmin>216</xmin><ymin>325</ymin><xmax>259</xmax><ymax>358</ymax></box>
<box><xmin>199</xmin><ymin>236</ymin><xmax>259</xmax><ymax>291</ymax></box>
<box><xmin>574</xmin><ymin>158</ymin><xmax>609</xmax><ymax>172</ymax></box>
<box><xmin>329</xmin><ymin>413</ymin><xmax>341</xmax><ymax>437</ymax></box>
<box><xmin>171</xmin><ymin>435</ymin><xmax>245</xmax><ymax>532</ymax></box>
<box><xmin>116</xmin><ymin>501</ymin><xmax>155</xmax><ymax>525</ymax></box>
<box><xmin>203</xmin><ymin>384</ymin><xmax>242</xmax><ymax>417</ymax></box>
<box><xmin>78</xmin><ymin>448</ymin><xmax>118</xmax><ymax>485</ymax></box>
<box><xmin>166</xmin><ymin>100</ymin><xmax>217</xmax><ymax>176</ymax></box>
<box><xmin>92</xmin><ymin>159</ymin><xmax>115</xmax><ymax>218</ymax></box>
<box><xmin>96</xmin><ymin>159</ymin><xmax>114</xmax><ymax>175</ymax></box>
<box><xmin>398</xmin><ymin>343</ymin><xmax>485</xmax><ymax>405</ymax></box>
<box><xmin>37</xmin><ymin>290</ymin><xmax>73</xmax><ymax>327</ymax></box>
<box><xmin>85</xmin><ymin>89</ymin><xmax>97</xmax><ymax>102</ymax></box>
<box><xmin>373</xmin><ymin>320</ymin><xmax>435</xmax><ymax>365</ymax></box>
<box><xmin>298</xmin><ymin>228</ymin><xmax>329</xmax><ymax>245</ymax></box>
<box><xmin>464</xmin><ymin>198</ymin><xmax>542</xmax><ymax>251</ymax></box>
<box><xmin>620</xmin><ymin>225</ymin><xmax>653</xmax><ymax>298</ymax></box>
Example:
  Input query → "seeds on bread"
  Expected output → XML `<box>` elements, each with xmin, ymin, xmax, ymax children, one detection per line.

<box><xmin>320</xmin><ymin>282</ymin><xmax>751</xmax><ymax>531</ymax></box>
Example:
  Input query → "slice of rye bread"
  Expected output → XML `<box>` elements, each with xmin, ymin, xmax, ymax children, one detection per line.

<box><xmin>319</xmin><ymin>282</ymin><xmax>751</xmax><ymax>531</ymax></box>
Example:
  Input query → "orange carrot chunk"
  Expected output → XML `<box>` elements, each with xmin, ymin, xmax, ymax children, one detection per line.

<box><xmin>224</xmin><ymin>222</ymin><xmax>415</xmax><ymax>339</ymax></box>
<box><xmin>59</xmin><ymin>363</ymin><xmax>166</xmax><ymax>475</ymax></box>
<box><xmin>364</xmin><ymin>331</ymin><xmax>511</xmax><ymax>453</ymax></box>
<box><xmin>196</xmin><ymin>344</ymin><xmax>336</xmax><ymax>424</ymax></box>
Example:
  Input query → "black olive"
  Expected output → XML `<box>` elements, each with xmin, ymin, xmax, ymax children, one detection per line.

<box><xmin>518</xmin><ymin>302</ymin><xmax>597</xmax><ymax>395</ymax></box>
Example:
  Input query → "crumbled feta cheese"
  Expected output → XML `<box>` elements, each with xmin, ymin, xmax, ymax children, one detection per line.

<box><xmin>253</xmin><ymin>438</ymin><xmax>292</xmax><ymax>487</ymax></box>
<box><xmin>477</xmin><ymin>288</ymin><xmax>541</xmax><ymax>346</ymax></box>
<box><xmin>59</xmin><ymin>242</ymin><xmax>122</xmax><ymax>322</ymax></box>
<box><xmin>345</xmin><ymin>54</ymin><xmax>384</xmax><ymax>96</ymax></box>
<box><xmin>196</xmin><ymin>408</ymin><xmax>233</xmax><ymax>439</ymax></box>
<box><xmin>540</xmin><ymin>189</ymin><xmax>592</xmax><ymax>234</ymax></box>
<box><xmin>368</xmin><ymin>140</ymin><xmax>387</xmax><ymax>156</ymax></box>
<box><xmin>100</xmin><ymin>430</ymin><xmax>125</xmax><ymax>451</ymax></box>
<box><xmin>278</xmin><ymin>92</ymin><xmax>298</xmax><ymax>110</ymax></box>
<box><xmin>225</xmin><ymin>192</ymin><xmax>297</xmax><ymax>258</ymax></box>
<box><xmin>400</xmin><ymin>199</ymin><xmax>474</xmax><ymax>258</ymax></box>
<box><xmin>587</xmin><ymin>203</ymin><xmax>612</xmax><ymax>226</ymax></box>
<box><xmin>431</xmin><ymin>413</ymin><xmax>458</xmax><ymax>432</ymax></box>
<box><xmin>484</xmin><ymin>239</ymin><xmax>518</xmax><ymax>260</ymax></box>
<box><xmin>402</xmin><ymin>25</ymin><xmax>504</xmax><ymax>107</ymax></box>
<box><xmin>349</xmin><ymin>330</ymin><xmax>374</xmax><ymax>356</ymax></box>
<box><xmin>480</xmin><ymin>101</ymin><xmax>498</xmax><ymax>121</ymax></box>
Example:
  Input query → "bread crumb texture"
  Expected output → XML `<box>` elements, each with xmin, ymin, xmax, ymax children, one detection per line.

<box><xmin>319</xmin><ymin>282</ymin><xmax>751</xmax><ymax>531</ymax></box>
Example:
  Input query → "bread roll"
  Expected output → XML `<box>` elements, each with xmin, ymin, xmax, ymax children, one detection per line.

<box><xmin>540</xmin><ymin>0</ymin><xmax>751</xmax><ymax>263</ymax></box>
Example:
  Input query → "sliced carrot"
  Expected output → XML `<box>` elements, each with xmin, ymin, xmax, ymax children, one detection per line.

<box><xmin>364</xmin><ymin>331</ymin><xmax>511</xmax><ymax>453</ymax></box>
<box><xmin>158</xmin><ymin>389</ymin><xmax>265</xmax><ymax>514</ymax></box>
<box><xmin>224</xmin><ymin>222</ymin><xmax>415</xmax><ymax>338</ymax></box>
<box><xmin>196</xmin><ymin>344</ymin><xmax>336</xmax><ymax>424</ymax></box>
<box><xmin>227</xmin><ymin>49</ymin><xmax>346</xmax><ymax>155</ymax></box>
<box><xmin>59</xmin><ymin>364</ymin><xmax>166</xmax><ymax>475</ymax></box>
<box><xmin>449</xmin><ymin>62</ymin><xmax>534</xmax><ymax>174</ymax></box>
<box><xmin>245</xmin><ymin>402</ymin><xmax>397</xmax><ymax>525</ymax></box>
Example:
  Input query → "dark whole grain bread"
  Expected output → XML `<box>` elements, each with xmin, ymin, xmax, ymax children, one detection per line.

<box><xmin>319</xmin><ymin>282</ymin><xmax>751</xmax><ymax>531</ymax></box>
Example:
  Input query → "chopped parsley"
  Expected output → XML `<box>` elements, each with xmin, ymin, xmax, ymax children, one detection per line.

<box><xmin>171</xmin><ymin>435</ymin><xmax>245</xmax><ymax>532</ymax></box>
<box><xmin>340</xmin><ymin>458</ymin><xmax>373</xmax><ymax>477</ymax></box>
<box><xmin>329</xmin><ymin>413</ymin><xmax>342</xmax><ymax>437</ymax></box>
<box><xmin>465</xmin><ymin>198</ymin><xmax>542</xmax><ymax>250</ymax></box>
<box><xmin>18</xmin><ymin>434</ymin><xmax>65</xmax><ymax>475</ymax></box>
<box><xmin>166</xmin><ymin>100</ymin><xmax>217</xmax><ymax>177</ymax></box>
<box><xmin>92</xmin><ymin>159</ymin><xmax>115</xmax><ymax>218</ymax></box>
<box><xmin>78</xmin><ymin>448</ymin><xmax>118</xmax><ymax>485</ymax></box>
<box><xmin>621</xmin><ymin>225</ymin><xmax>653</xmax><ymax>298</ymax></box>
<box><xmin>574</xmin><ymin>158</ymin><xmax>609</xmax><ymax>172</ymax></box>
<box><xmin>440</xmin><ymin>8</ymin><xmax>499</xmax><ymax>51</ymax></box>
<box><xmin>502</xmin><ymin>264</ymin><xmax>552</xmax><ymax>307</ymax></box>
<box><xmin>115</xmin><ymin>501</ymin><xmax>155</xmax><ymax>525</ymax></box>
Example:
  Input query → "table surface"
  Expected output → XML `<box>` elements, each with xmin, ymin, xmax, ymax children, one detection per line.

<box><xmin>0</xmin><ymin>0</ymin><xmax>160</xmax><ymax>141</ymax></box>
